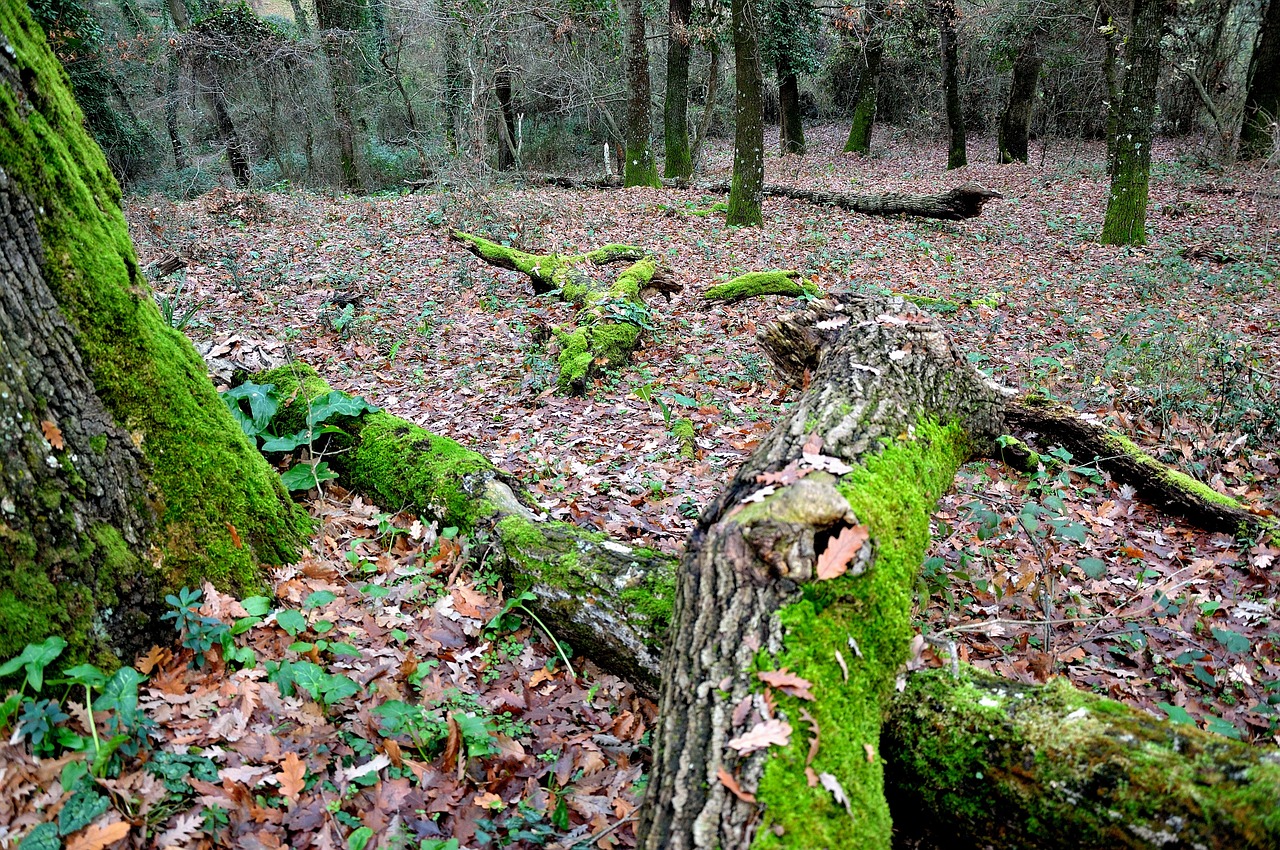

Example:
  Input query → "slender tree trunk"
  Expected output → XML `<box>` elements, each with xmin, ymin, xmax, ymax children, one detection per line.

<box><xmin>164</xmin><ymin>55</ymin><xmax>188</xmax><ymax>171</ymax></box>
<box><xmin>1</xmin><ymin>1</ymin><xmax>306</xmax><ymax>666</ymax></box>
<box><xmin>289</xmin><ymin>0</ymin><xmax>311</xmax><ymax>33</ymax></box>
<box><xmin>624</xmin><ymin>0</ymin><xmax>661</xmax><ymax>187</ymax></box>
<box><xmin>997</xmin><ymin>28</ymin><xmax>1044</xmax><ymax>164</ymax></box>
<box><xmin>315</xmin><ymin>0</ymin><xmax>367</xmax><ymax>191</ymax></box>
<box><xmin>1241</xmin><ymin>0</ymin><xmax>1280</xmax><ymax>157</ymax></box>
<box><xmin>201</xmin><ymin>66</ymin><xmax>252</xmax><ymax>188</ymax></box>
<box><xmin>844</xmin><ymin>0</ymin><xmax>885</xmax><ymax>155</ymax></box>
<box><xmin>1099</xmin><ymin>0</ymin><xmax>1121</xmax><ymax>170</ymax></box>
<box><xmin>690</xmin><ymin>38</ymin><xmax>721</xmax><ymax>172</ymax></box>
<box><xmin>441</xmin><ymin>16</ymin><xmax>462</xmax><ymax>155</ymax></box>
<box><xmin>664</xmin><ymin>0</ymin><xmax>694</xmax><ymax>178</ymax></box>
<box><xmin>777</xmin><ymin>64</ymin><xmax>805</xmax><ymax>155</ymax></box>
<box><xmin>727</xmin><ymin>0</ymin><xmax>764</xmax><ymax>225</ymax></box>
<box><xmin>495</xmin><ymin>60</ymin><xmax>519</xmax><ymax>171</ymax></box>
<box><xmin>935</xmin><ymin>0</ymin><xmax>966</xmax><ymax>169</ymax></box>
<box><xmin>1200</xmin><ymin>0</ymin><xmax>1266</xmax><ymax>162</ymax></box>
<box><xmin>1101</xmin><ymin>0</ymin><xmax>1169</xmax><ymax>245</ymax></box>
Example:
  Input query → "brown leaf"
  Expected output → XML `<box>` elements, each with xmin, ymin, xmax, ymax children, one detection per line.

<box><xmin>756</xmin><ymin>461</ymin><xmax>810</xmax><ymax>486</ymax></box>
<box><xmin>802</xmin><ymin>433</ymin><xmax>824</xmax><ymax>455</ymax></box>
<box><xmin>226</xmin><ymin>522</ymin><xmax>243</xmax><ymax>549</ymax></box>
<box><xmin>726</xmin><ymin>718</ymin><xmax>792</xmax><ymax>755</ymax></box>
<box><xmin>41</xmin><ymin>420</ymin><xmax>64</xmax><ymax>450</ymax></box>
<box><xmin>441</xmin><ymin>714</ymin><xmax>462</xmax><ymax>775</ymax></box>
<box><xmin>67</xmin><ymin>820</ymin><xmax>130</xmax><ymax>850</ymax></box>
<box><xmin>274</xmin><ymin>752</ymin><xmax>307</xmax><ymax>803</ymax></box>
<box><xmin>757</xmin><ymin>669</ymin><xmax>816</xmax><ymax>701</ymax></box>
<box><xmin>800</xmin><ymin>708</ymin><xmax>820</xmax><ymax>766</ymax></box>
<box><xmin>716</xmin><ymin>766</ymin><xmax>757</xmax><ymax>803</ymax></box>
<box><xmin>816</xmin><ymin>525</ymin><xmax>870</xmax><ymax>580</ymax></box>
<box><xmin>864</xmin><ymin>743</ymin><xmax>876</xmax><ymax>763</ymax></box>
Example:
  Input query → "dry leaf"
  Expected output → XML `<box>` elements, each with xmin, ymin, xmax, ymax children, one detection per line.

<box><xmin>816</xmin><ymin>525</ymin><xmax>870</xmax><ymax>580</ymax></box>
<box><xmin>834</xmin><ymin>649</ymin><xmax>849</xmax><ymax>682</ymax></box>
<box><xmin>726</xmin><ymin>719</ymin><xmax>792</xmax><ymax>755</ymax></box>
<box><xmin>716</xmin><ymin>766</ymin><xmax>757</xmax><ymax>803</ymax></box>
<box><xmin>802</xmin><ymin>433</ymin><xmax>824</xmax><ymax>455</ymax></box>
<box><xmin>819</xmin><ymin>772</ymin><xmax>853</xmax><ymax>816</ymax></box>
<box><xmin>67</xmin><ymin>820</ymin><xmax>130</xmax><ymax>850</ymax></box>
<box><xmin>41</xmin><ymin>420</ymin><xmax>64</xmax><ymax>449</ymax></box>
<box><xmin>800</xmin><ymin>708</ymin><xmax>820</xmax><ymax>766</ymax></box>
<box><xmin>863</xmin><ymin>743</ymin><xmax>876</xmax><ymax>763</ymax></box>
<box><xmin>274</xmin><ymin>752</ymin><xmax>307</xmax><ymax>802</ymax></box>
<box><xmin>156</xmin><ymin>811</ymin><xmax>202</xmax><ymax>849</ymax></box>
<box><xmin>756</xmin><ymin>461</ymin><xmax>810</xmax><ymax>486</ymax></box>
<box><xmin>757</xmin><ymin>669</ymin><xmax>815</xmax><ymax>701</ymax></box>
<box><xmin>805</xmin><ymin>766</ymin><xmax>819</xmax><ymax>787</ymax></box>
<box><xmin>226</xmin><ymin>522</ymin><xmax>242</xmax><ymax>549</ymax></box>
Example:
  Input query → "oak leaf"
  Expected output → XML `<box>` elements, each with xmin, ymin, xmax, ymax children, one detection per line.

<box><xmin>816</xmin><ymin>525</ymin><xmax>870</xmax><ymax>580</ymax></box>
<box><xmin>726</xmin><ymin>719</ymin><xmax>792</xmax><ymax>755</ymax></box>
<box><xmin>756</xmin><ymin>669</ymin><xmax>815</xmax><ymax>701</ymax></box>
<box><xmin>274</xmin><ymin>752</ymin><xmax>307</xmax><ymax>802</ymax></box>
<box><xmin>716</xmin><ymin>766</ymin><xmax>757</xmax><ymax>803</ymax></box>
<box><xmin>41</xmin><ymin>420</ymin><xmax>64</xmax><ymax>450</ymax></box>
<box><xmin>67</xmin><ymin>820</ymin><xmax>130</xmax><ymax>850</ymax></box>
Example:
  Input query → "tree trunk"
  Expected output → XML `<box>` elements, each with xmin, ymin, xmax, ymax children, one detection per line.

<box><xmin>1099</xmin><ymin>0</ymin><xmax>1121</xmax><ymax>171</ymax></box>
<box><xmin>884</xmin><ymin>667</ymin><xmax>1280</xmax><ymax>849</ymax></box>
<box><xmin>495</xmin><ymin>63</ymin><xmax>519</xmax><ymax>171</ymax></box>
<box><xmin>664</xmin><ymin>0</ymin><xmax>694</xmax><ymax>179</ymax></box>
<box><xmin>289</xmin><ymin>0</ymin><xmax>312</xmax><ymax>33</ymax></box>
<box><xmin>844</xmin><ymin>0</ymin><xmax>884</xmax><ymax>155</ymax></box>
<box><xmin>201</xmin><ymin>66</ymin><xmax>252</xmax><ymax>188</ymax></box>
<box><xmin>997</xmin><ymin>28</ymin><xmax>1043</xmax><ymax>164</ymax></box>
<box><xmin>727</xmin><ymin>0</ymin><xmax>764</xmax><ymax>225</ymax></box>
<box><xmin>164</xmin><ymin>54</ymin><xmax>188</xmax><ymax>171</ymax></box>
<box><xmin>1200</xmin><ymin>0</ymin><xmax>1267</xmax><ymax>163</ymax></box>
<box><xmin>1100</xmin><ymin>0</ymin><xmax>1168</xmax><ymax>246</ymax></box>
<box><xmin>935</xmin><ymin>0</ymin><xmax>966</xmax><ymax>169</ymax></box>
<box><xmin>777</xmin><ymin>66</ymin><xmax>805</xmax><ymax>155</ymax></box>
<box><xmin>315</xmin><ymin>0</ymin><xmax>367</xmax><ymax>191</ymax></box>
<box><xmin>623</xmin><ymin>0</ymin><xmax>660</xmax><ymax>188</ymax></box>
<box><xmin>1241</xmin><ymin>0</ymin><xmax>1279</xmax><ymax>158</ymax></box>
<box><xmin>0</xmin><ymin>3</ymin><xmax>306</xmax><ymax>667</ymax></box>
<box><xmin>690</xmin><ymin>38</ymin><xmax>721</xmax><ymax>173</ymax></box>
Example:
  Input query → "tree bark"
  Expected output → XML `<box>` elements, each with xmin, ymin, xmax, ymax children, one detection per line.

<box><xmin>1241</xmin><ymin>0</ymin><xmax>1280</xmax><ymax>158</ymax></box>
<box><xmin>315</xmin><ymin>0</ymin><xmax>367</xmax><ymax>191</ymax></box>
<box><xmin>1100</xmin><ymin>0</ymin><xmax>1168</xmax><ymax>245</ymax></box>
<box><xmin>495</xmin><ymin>61</ymin><xmax>519</xmax><ymax>172</ymax></box>
<box><xmin>844</xmin><ymin>0</ymin><xmax>885</xmax><ymax>155</ymax></box>
<box><xmin>201</xmin><ymin>68</ymin><xmax>252</xmax><ymax>188</ymax></box>
<box><xmin>624</xmin><ymin>0</ymin><xmax>661</xmax><ymax>188</ymax></box>
<box><xmin>1200</xmin><ymin>0</ymin><xmax>1267</xmax><ymax>163</ymax></box>
<box><xmin>997</xmin><ymin>28</ymin><xmax>1043</xmax><ymax>164</ymax></box>
<box><xmin>164</xmin><ymin>54</ymin><xmax>188</xmax><ymax>171</ymax></box>
<box><xmin>664</xmin><ymin>0</ymin><xmax>694</xmax><ymax>179</ymax></box>
<box><xmin>727</xmin><ymin>0</ymin><xmax>765</xmax><ymax>225</ymax></box>
<box><xmin>690</xmin><ymin>38</ymin><xmax>721</xmax><ymax>173</ymax></box>
<box><xmin>935</xmin><ymin>0</ymin><xmax>966</xmax><ymax>169</ymax></box>
<box><xmin>0</xmin><ymin>3</ymin><xmax>306</xmax><ymax>666</ymax></box>
<box><xmin>777</xmin><ymin>65</ymin><xmax>805</xmax><ymax>155</ymax></box>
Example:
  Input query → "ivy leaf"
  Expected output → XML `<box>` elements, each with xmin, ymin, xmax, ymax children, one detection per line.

<box><xmin>1077</xmin><ymin>557</ymin><xmax>1107</xmax><ymax>579</ymax></box>
<box><xmin>18</xmin><ymin>822</ymin><xmax>60</xmax><ymax>850</ymax></box>
<box><xmin>275</xmin><ymin>609</ymin><xmax>307</xmax><ymax>637</ymax></box>
<box><xmin>1204</xmin><ymin>714</ymin><xmax>1243</xmax><ymax>740</ymax></box>
<box><xmin>1211</xmin><ymin>627</ymin><xmax>1251</xmax><ymax>654</ymax></box>
<box><xmin>0</xmin><ymin>636</ymin><xmax>67</xmax><ymax>691</ymax></box>
<box><xmin>241</xmin><ymin>596</ymin><xmax>273</xmax><ymax>617</ymax></box>
<box><xmin>307</xmin><ymin>391</ymin><xmax>379</xmax><ymax>426</ymax></box>
<box><xmin>289</xmin><ymin>661</ymin><xmax>327</xmax><ymax>701</ymax></box>
<box><xmin>303</xmin><ymin>591</ymin><xmax>336</xmax><ymax>610</ymax></box>
<box><xmin>281</xmin><ymin>461</ymin><xmax>339</xmax><ymax>491</ymax></box>
<box><xmin>58</xmin><ymin>787</ymin><xmax>109</xmax><ymax>836</ymax></box>
<box><xmin>221</xmin><ymin>382</ymin><xmax>278</xmax><ymax>437</ymax></box>
<box><xmin>97</xmin><ymin>667</ymin><xmax>145</xmax><ymax>726</ymax></box>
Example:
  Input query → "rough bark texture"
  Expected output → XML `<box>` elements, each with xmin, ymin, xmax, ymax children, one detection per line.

<box><xmin>637</xmin><ymin>295</ymin><xmax>1008</xmax><ymax>849</ymax></box>
<box><xmin>844</xmin><ymin>0</ymin><xmax>884</xmax><ymax>155</ymax></box>
<box><xmin>935</xmin><ymin>0</ymin><xmax>966</xmax><ymax>169</ymax></box>
<box><xmin>1100</xmin><ymin>0</ymin><xmax>1167</xmax><ymax>245</ymax></box>
<box><xmin>1200</xmin><ymin>0</ymin><xmax>1267</xmax><ymax>163</ymax></box>
<box><xmin>884</xmin><ymin>667</ymin><xmax>1280</xmax><ymax>849</ymax></box>
<box><xmin>624</xmin><ymin>0</ymin><xmax>661</xmax><ymax>188</ymax></box>
<box><xmin>1241</xmin><ymin>0</ymin><xmax>1280</xmax><ymax>158</ymax></box>
<box><xmin>164</xmin><ymin>56</ymin><xmax>187</xmax><ymax>171</ymax></box>
<box><xmin>777</xmin><ymin>68</ymin><xmax>805</xmax><ymax>155</ymax></box>
<box><xmin>664</xmin><ymin>0</ymin><xmax>694</xmax><ymax>179</ymax></box>
<box><xmin>728</xmin><ymin>0</ymin><xmax>765</xmax><ymax>225</ymax></box>
<box><xmin>997</xmin><ymin>29</ymin><xmax>1043</xmax><ymax>164</ymax></box>
<box><xmin>0</xmin><ymin>3</ymin><xmax>306</xmax><ymax>666</ymax></box>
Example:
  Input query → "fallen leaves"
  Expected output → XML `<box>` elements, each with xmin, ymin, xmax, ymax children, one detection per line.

<box><xmin>727</xmin><ymin>719</ymin><xmax>793</xmax><ymax>755</ymax></box>
<box><xmin>274</xmin><ymin>752</ymin><xmax>307</xmax><ymax>803</ymax></box>
<box><xmin>716</xmin><ymin>766</ymin><xmax>757</xmax><ymax>803</ymax></box>
<box><xmin>757</xmin><ymin>669</ymin><xmax>815</xmax><ymax>701</ymax></box>
<box><xmin>66</xmin><ymin>820</ymin><xmax>130</xmax><ymax>850</ymax></box>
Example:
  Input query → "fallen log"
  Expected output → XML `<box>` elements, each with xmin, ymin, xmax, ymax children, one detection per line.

<box><xmin>704</xmin><ymin>270</ymin><xmax>819</xmax><ymax>302</ymax></box>
<box><xmin>520</xmin><ymin>172</ymin><xmax>1002</xmax><ymax>221</ymax></box>
<box><xmin>452</xmin><ymin>232</ymin><xmax>679</xmax><ymax>393</ymax></box>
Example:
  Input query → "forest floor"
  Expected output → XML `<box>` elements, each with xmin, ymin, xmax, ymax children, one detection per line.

<box><xmin>7</xmin><ymin>125</ymin><xmax>1276</xmax><ymax>850</ymax></box>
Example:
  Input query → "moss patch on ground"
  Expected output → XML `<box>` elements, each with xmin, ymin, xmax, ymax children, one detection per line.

<box><xmin>705</xmin><ymin>270</ymin><xmax>819</xmax><ymax>303</ymax></box>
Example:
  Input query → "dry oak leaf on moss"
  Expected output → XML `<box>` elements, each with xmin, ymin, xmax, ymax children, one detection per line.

<box><xmin>757</xmin><ymin>669</ymin><xmax>816</xmax><ymax>701</ymax></box>
<box><xmin>816</xmin><ymin>525</ymin><xmax>871</xmax><ymax>580</ymax></box>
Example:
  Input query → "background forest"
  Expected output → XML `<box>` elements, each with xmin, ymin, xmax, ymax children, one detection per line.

<box><xmin>3</xmin><ymin>0</ymin><xmax>1280</xmax><ymax>847</ymax></box>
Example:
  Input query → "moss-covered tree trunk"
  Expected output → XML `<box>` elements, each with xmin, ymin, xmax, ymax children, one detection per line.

<box><xmin>997</xmin><ymin>28</ymin><xmax>1043</xmax><ymax>164</ymax></box>
<box><xmin>777</xmin><ymin>65</ymin><xmax>805</xmax><ymax>155</ymax></box>
<box><xmin>1100</xmin><ymin>0</ymin><xmax>1168</xmax><ymax>245</ymax></box>
<box><xmin>1241</xmin><ymin>0</ymin><xmax>1279</xmax><ymax>158</ymax></box>
<box><xmin>844</xmin><ymin>0</ymin><xmax>884</xmax><ymax>155</ymax></box>
<box><xmin>0</xmin><ymin>1</ymin><xmax>306</xmax><ymax>667</ymax></box>
<box><xmin>936</xmin><ymin>0</ymin><xmax>966</xmax><ymax>169</ymax></box>
<box><xmin>664</xmin><ymin>0</ymin><xmax>694</xmax><ymax>179</ymax></box>
<box><xmin>727</xmin><ymin>0</ymin><xmax>765</xmax><ymax>225</ymax></box>
<box><xmin>624</xmin><ymin>0</ymin><xmax>661</xmax><ymax>188</ymax></box>
<box><xmin>636</xmin><ymin>295</ymin><xmax>1008</xmax><ymax>849</ymax></box>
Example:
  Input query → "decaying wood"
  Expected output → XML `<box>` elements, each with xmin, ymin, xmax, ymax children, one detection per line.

<box><xmin>520</xmin><ymin>172</ymin><xmax>1002</xmax><ymax>221</ymax></box>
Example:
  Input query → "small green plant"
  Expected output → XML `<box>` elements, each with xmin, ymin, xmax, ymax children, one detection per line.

<box><xmin>154</xmin><ymin>275</ymin><xmax>208</xmax><ymax>330</ymax></box>
<box><xmin>486</xmin><ymin>591</ymin><xmax>576</xmax><ymax>681</ymax></box>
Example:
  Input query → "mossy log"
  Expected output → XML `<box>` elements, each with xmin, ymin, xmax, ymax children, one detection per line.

<box><xmin>520</xmin><ymin>173</ymin><xmax>1002</xmax><ymax>221</ymax></box>
<box><xmin>0</xmin><ymin>3</ymin><xmax>307</xmax><ymax>669</ymax></box>
<box><xmin>452</xmin><ymin>232</ymin><xmax>679</xmax><ymax>392</ymax></box>
<box><xmin>252</xmin><ymin>365</ymin><xmax>673</xmax><ymax>694</ymax></box>
<box><xmin>883</xmin><ymin>667</ymin><xmax>1280</xmax><ymax>849</ymax></box>
<box><xmin>704</xmin><ymin>270</ymin><xmax>820</xmax><ymax>302</ymax></box>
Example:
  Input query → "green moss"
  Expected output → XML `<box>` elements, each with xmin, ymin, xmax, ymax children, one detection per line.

<box><xmin>88</xmin><ymin>434</ymin><xmax>107</xmax><ymax>454</ymax></box>
<box><xmin>0</xmin><ymin>1</ymin><xmax>307</xmax><ymax>664</ymax></box>
<box><xmin>705</xmin><ymin>271</ymin><xmax>819</xmax><ymax>303</ymax></box>
<box><xmin>671</xmin><ymin>418</ymin><xmax>696</xmax><ymax>459</ymax></box>
<box><xmin>1105</xmin><ymin>433</ymin><xmax>1240</xmax><ymax>509</ymax></box>
<box><xmin>557</xmin><ymin>327</ymin><xmax>593</xmax><ymax>391</ymax></box>
<box><xmin>751</xmin><ymin>419</ymin><xmax>972</xmax><ymax>849</ymax></box>
<box><xmin>623</xmin><ymin>144</ymin><xmax>661</xmax><ymax>189</ymax></box>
